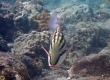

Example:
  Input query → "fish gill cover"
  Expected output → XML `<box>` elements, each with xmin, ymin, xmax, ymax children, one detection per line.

<box><xmin>0</xmin><ymin>0</ymin><xmax>110</xmax><ymax>80</ymax></box>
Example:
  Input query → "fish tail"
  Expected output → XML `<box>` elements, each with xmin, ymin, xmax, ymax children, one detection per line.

<box><xmin>48</xmin><ymin>12</ymin><xmax>59</xmax><ymax>31</ymax></box>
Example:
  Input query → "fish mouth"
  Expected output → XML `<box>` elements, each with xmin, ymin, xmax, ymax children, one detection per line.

<box><xmin>49</xmin><ymin>65</ymin><xmax>59</xmax><ymax>69</ymax></box>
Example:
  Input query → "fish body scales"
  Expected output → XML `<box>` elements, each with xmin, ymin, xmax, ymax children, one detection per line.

<box><xmin>49</xmin><ymin>27</ymin><xmax>66</xmax><ymax>66</ymax></box>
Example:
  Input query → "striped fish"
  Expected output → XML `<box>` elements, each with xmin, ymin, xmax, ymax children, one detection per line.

<box><xmin>42</xmin><ymin>12</ymin><xmax>73</xmax><ymax>69</ymax></box>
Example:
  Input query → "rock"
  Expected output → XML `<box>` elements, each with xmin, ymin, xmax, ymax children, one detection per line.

<box><xmin>0</xmin><ymin>1</ymin><xmax>50</xmax><ymax>42</ymax></box>
<box><xmin>13</xmin><ymin>31</ymin><xmax>50</xmax><ymax>55</ymax></box>
<box><xmin>0</xmin><ymin>52</ymin><xmax>30</xmax><ymax>80</ymax></box>
<box><xmin>13</xmin><ymin>30</ymin><xmax>51</xmax><ymax>68</ymax></box>
<box><xmin>64</xmin><ymin>22</ymin><xmax>108</xmax><ymax>55</ymax></box>
<box><xmin>13</xmin><ymin>0</ymin><xmax>48</xmax><ymax>33</ymax></box>
<box><xmin>94</xmin><ymin>12</ymin><xmax>110</xmax><ymax>22</ymax></box>
<box><xmin>0</xmin><ymin>52</ymin><xmax>43</xmax><ymax>80</ymax></box>
<box><xmin>20</xmin><ymin>55</ymin><xmax>43</xmax><ymax>78</ymax></box>
<box><xmin>68</xmin><ymin>54</ymin><xmax>110</xmax><ymax>78</ymax></box>
<box><xmin>52</xmin><ymin>4</ymin><xmax>94</xmax><ymax>28</ymax></box>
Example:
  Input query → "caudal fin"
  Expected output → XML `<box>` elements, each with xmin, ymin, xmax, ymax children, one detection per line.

<box><xmin>48</xmin><ymin>12</ymin><xmax>58</xmax><ymax>31</ymax></box>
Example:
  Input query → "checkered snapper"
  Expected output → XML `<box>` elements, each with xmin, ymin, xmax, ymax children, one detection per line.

<box><xmin>42</xmin><ymin>12</ymin><xmax>73</xmax><ymax>69</ymax></box>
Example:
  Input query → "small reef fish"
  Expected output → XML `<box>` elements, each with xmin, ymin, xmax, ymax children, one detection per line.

<box><xmin>42</xmin><ymin>12</ymin><xmax>73</xmax><ymax>69</ymax></box>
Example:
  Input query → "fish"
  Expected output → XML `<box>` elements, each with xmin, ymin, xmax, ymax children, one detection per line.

<box><xmin>48</xmin><ymin>12</ymin><xmax>58</xmax><ymax>31</ymax></box>
<box><xmin>41</xmin><ymin>12</ymin><xmax>73</xmax><ymax>69</ymax></box>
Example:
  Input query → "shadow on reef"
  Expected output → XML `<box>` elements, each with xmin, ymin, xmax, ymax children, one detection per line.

<box><xmin>0</xmin><ymin>35</ymin><xmax>10</xmax><ymax>52</ymax></box>
<box><xmin>0</xmin><ymin>13</ymin><xmax>14</xmax><ymax>42</ymax></box>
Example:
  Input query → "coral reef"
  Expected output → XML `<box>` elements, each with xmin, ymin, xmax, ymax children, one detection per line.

<box><xmin>52</xmin><ymin>4</ymin><xmax>94</xmax><ymax>28</ymax></box>
<box><xmin>43</xmin><ymin>0</ymin><xmax>105</xmax><ymax>11</ymax></box>
<box><xmin>68</xmin><ymin>53</ymin><xmax>110</xmax><ymax>79</ymax></box>
<box><xmin>0</xmin><ymin>52</ymin><xmax>43</xmax><ymax>80</ymax></box>
<box><xmin>64</xmin><ymin>22</ymin><xmax>108</xmax><ymax>55</ymax></box>
<box><xmin>13</xmin><ymin>30</ymin><xmax>51</xmax><ymax>68</ymax></box>
<box><xmin>0</xmin><ymin>0</ymin><xmax>49</xmax><ymax>42</ymax></box>
<box><xmin>0</xmin><ymin>1</ymin><xmax>24</xmax><ymax>42</ymax></box>
<box><xmin>35</xmin><ymin>11</ymin><xmax>50</xmax><ymax>31</ymax></box>
<box><xmin>1</xmin><ymin>0</ymin><xmax>110</xmax><ymax>80</ymax></box>
<box><xmin>0</xmin><ymin>2</ymin><xmax>12</xmax><ymax>15</ymax></box>
<box><xmin>13</xmin><ymin>31</ymin><xmax>50</xmax><ymax>55</ymax></box>
<box><xmin>94</xmin><ymin>12</ymin><xmax>110</xmax><ymax>22</ymax></box>
<box><xmin>13</xmin><ymin>0</ymin><xmax>49</xmax><ymax>33</ymax></box>
<box><xmin>37</xmin><ymin>43</ymin><xmax>110</xmax><ymax>80</ymax></box>
<box><xmin>0</xmin><ymin>52</ymin><xmax>30</xmax><ymax>80</ymax></box>
<box><xmin>11</xmin><ymin>54</ymin><xmax>43</xmax><ymax>79</ymax></box>
<box><xmin>13</xmin><ymin>1</ymin><xmax>41</xmax><ymax>33</ymax></box>
<box><xmin>67</xmin><ymin>42</ymin><xmax>110</xmax><ymax>80</ymax></box>
<box><xmin>51</xmin><ymin>3</ymin><xmax>110</xmax><ymax>30</ymax></box>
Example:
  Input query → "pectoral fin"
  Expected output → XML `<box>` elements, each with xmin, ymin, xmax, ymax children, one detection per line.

<box><xmin>41</xmin><ymin>45</ymin><xmax>49</xmax><ymax>55</ymax></box>
<box><xmin>66</xmin><ymin>45</ymin><xmax>73</xmax><ymax>55</ymax></box>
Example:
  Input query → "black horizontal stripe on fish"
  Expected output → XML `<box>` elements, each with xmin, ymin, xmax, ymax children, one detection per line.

<box><xmin>54</xmin><ymin>50</ymin><xmax>66</xmax><ymax>65</ymax></box>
